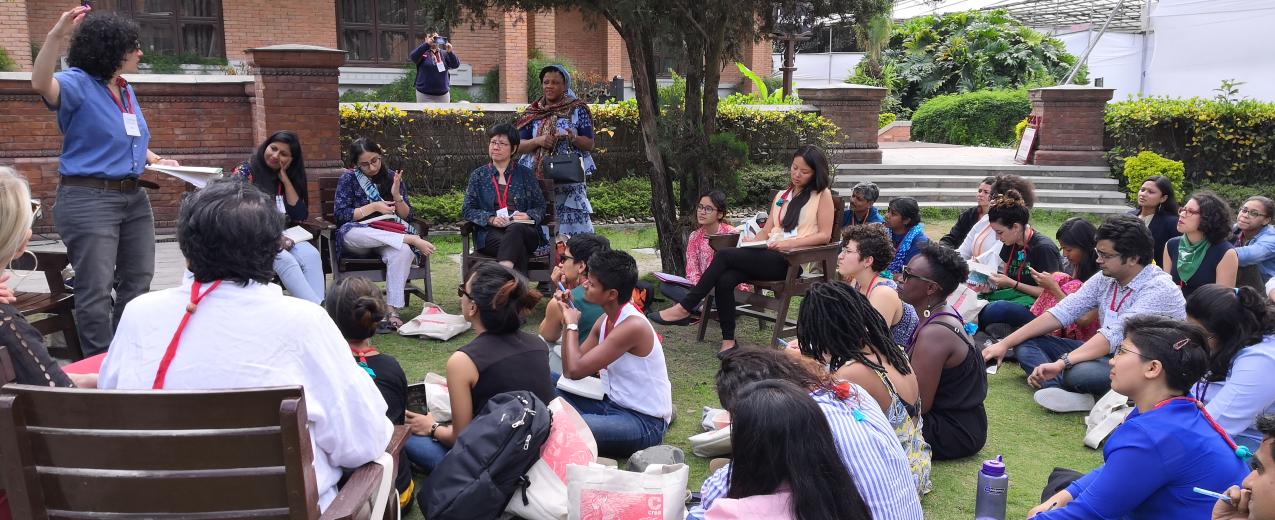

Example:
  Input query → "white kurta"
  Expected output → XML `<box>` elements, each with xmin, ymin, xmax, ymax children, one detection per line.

<box><xmin>99</xmin><ymin>276</ymin><xmax>394</xmax><ymax>511</ymax></box>
<box><xmin>959</xmin><ymin>214</ymin><xmax>1005</xmax><ymax>271</ymax></box>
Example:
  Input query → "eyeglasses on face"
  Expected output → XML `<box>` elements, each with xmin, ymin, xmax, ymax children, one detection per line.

<box><xmin>489</xmin><ymin>139</ymin><xmax>511</xmax><ymax>149</ymax></box>
<box><xmin>840</xmin><ymin>246</ymin><xmax>859</xmax><ymax>256</ymax></box>
<box><xmin>1178</xmin><ymin>206</ymin><xmax>1200</xmax><ymax>216</ymax></box>
<box><xmin>1115</xmin><ymin>346</ymin><xmax>1153</xmax><ymax>361</ymax></box>
<box><xmin>456</xmin><ymin>284</ymin><xmax>470</xmax><ymax>300</ymax></box>
<box><xmin>695</xmin><ymin>204</ymin><xmax>719</xmax><ymax>214</ymax></box>
<box><xmin>1240</xmin><ymin>207</ymin><xmax>1268</xmax><ymax>218</ymax></box>
<box><xmin>1093</xmin><ymin>248</ymin><xmax>1121</xmax><ymax>261</ymax></box>
<box><xmin>357</xmin><ymin>156</ymin><xmax>382</xmax><ymax>169</ymax></box>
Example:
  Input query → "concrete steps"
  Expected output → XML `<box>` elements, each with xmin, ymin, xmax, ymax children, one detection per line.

<box><xmin>834</xmin><ymin>163</ymin><xmax>1131</xmax><ymax>215</ymax></box>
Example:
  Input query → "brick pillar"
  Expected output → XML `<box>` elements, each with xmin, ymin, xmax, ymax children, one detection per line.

<box><xmin>797</xmin><ymin>84</ymin><xmax>886</xmax><ymax>164</ymax></box>
<box><xmin>738</xmin><ymin>39</ymin><xmax>774</xmax><ymax>94</ymax></box>
<box><xmin>528</xmin><ymin>9</ymin><xmax>557</xmax><ymax>57</ymax></box>
<box><xmin>498</xmin><ymin>11</ymin><xmax>529</xmax><ymax>103</ymax></box>
<box><xmin>1028</xmin><ymin>85</ymin><xmax>1115</xmax><ymax>167</ymax></box>
<box><xmin>0</xmin><ymin>0</ymin><xmax>33</xmax><ymax>71</ymax></box>
<box><xmin>244</xmin><ymin>44</ymin><xmax>346</xmax><ymax>210</ymax></box>
<box><xmin>604</xmin><ymin>24</ymin><xmax>626</xmax><ymax>83</ymax></box>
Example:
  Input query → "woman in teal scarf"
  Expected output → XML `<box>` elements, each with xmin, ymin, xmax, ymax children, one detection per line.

<box><xmin>885</xmin><ymin>197</ymin><xmax>929</xmax><ymax>275</ymax></box>
<box><xmin>1163</xmin><ymin>192</ymin><xmax>1237</xmax><ymax>298</ymax></box>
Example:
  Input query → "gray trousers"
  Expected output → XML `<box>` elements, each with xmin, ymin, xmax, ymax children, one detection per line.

<box><xmin>415</xmin><ymin>91</ymin><xmax>450</xmax><ymax>103</ymax></box>
<box><xmin>53</xmin><ymin>184</ymin><xmax>155</xmax><ymax>356</ymax></box>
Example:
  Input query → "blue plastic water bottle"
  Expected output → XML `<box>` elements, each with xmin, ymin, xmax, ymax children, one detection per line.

<box><xmin>974</xmin><ymin>455</ymin><xmax>1009</xmax><ymax>520</ymax></box>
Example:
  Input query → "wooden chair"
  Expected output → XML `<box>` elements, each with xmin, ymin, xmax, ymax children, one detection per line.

<box><xmin>696</xmin><ymin>194</ymin><xmax>845</xmax><ymax>347</ymax></box>
<box><xmin>0</xmin><ymin>384</ymin><xmax>409</xmax><ymax>520</ymax></box>
<box><xmin>318</xmin><ymin>176</ymin><xmax>433</xmax><ymax>305</ymax></box>
<box><xmin>459</xmin><ymin>178</ymin><xmax>559</xmax><ymax>284</ymax></box>
<box><xmin>0</xmin><ymin>346</ymin><xmax>15</xmax><ymax>384</ymax></box>
<box><xmin>12</xmin><ymin>251</ymin><xmax>81</xmax><ymax>361</ymax></box>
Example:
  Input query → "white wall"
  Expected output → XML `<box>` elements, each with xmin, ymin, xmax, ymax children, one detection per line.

<box><xmin>771</xmin><ymin>52</ymin><xmax>866</xmax><ymax>90</ymax></box>
<box><xmin>1143</xmin><ymin>0</ymin><xmax>1275</xmax><ymax>101</ymax></box>
<box><xmin>1056</xmin><ymin>31</ymin><xmax>1146</xmax><ymax>102</ymax></box>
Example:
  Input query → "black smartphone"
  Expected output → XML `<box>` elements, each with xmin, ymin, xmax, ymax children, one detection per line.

<box><xmin>406</xmin><ymin>382</ymin><xmax>428</xmax><ymax>414</ymax></box>
<box><xmin>81</xmin><ymin>0</ymin><xmax>92</xmax><ymax>7</ymax></box>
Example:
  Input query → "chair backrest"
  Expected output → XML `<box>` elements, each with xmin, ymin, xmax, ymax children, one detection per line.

<box><xmin>0</xmin><ymin>385</ymin><xmax>320</xmax><ymax>519</ymax></box>
<box><xmin>320</xmin><ymin>175</ymin><xmax>342</xmax><ymax>225</ymax></box>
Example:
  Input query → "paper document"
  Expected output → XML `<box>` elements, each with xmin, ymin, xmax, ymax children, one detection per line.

<box><xmin>653</xmin><ymin>272</ymin><xmax>692</xmax><ymax>286</ymax></box>
<box><xmin>145</xmin><ymin>165</ymin><xmax>223</xmax><ymax>188</ymax></box>
<box><xmin>736</xmin><ymin>239</ymin><xmax>769</xmax><ymax>249</ymax></box>
<box><xmin>556</xmin><ymin>376</ymin><xmax>606</xmax><ymax>400</ymax></box>
<box><xmin>966</xmin><ymin>259</ymin><xmax>998</xmax><ymax>276</ymax></box>
<box><xmin>283</xmin><ymin>225</ymin><xmax>313</xmax><ymax>243</ymax></box>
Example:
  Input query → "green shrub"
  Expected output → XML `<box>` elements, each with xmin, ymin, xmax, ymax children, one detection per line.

<box><xmin>911</xmin><ymin>90</ymin><xmax>1031</xmax><ymax>147</ymax></box>
<box><xmin>879</xmin><ymin>112</ymin><xmax>897</xmax><ymax>129</ymax></box>
<box><xmin>1122</xmin><ymin>151</ymin><xmax>1185</xmax><ymax>204</ymax></box>
<box><xmin>409</xmin><ymin>190</ymin><xmax>466</xmax><ymax>226</ymax></box>
<box><xmin>480</xmin><ymin>67</ymin><xmax>500</xmax><ymax>104</ymax></box>
<box><xmin>0</xmin><ymin>48</ymin><xmax>15</xmax><ymax>72</ymax></box>
<box><xmin>339</xmin><ymin>64</ymin><xmax>417</xmax><ymax>103</ymax></box>
<box><xmin>733</xmin><ymin>164</ymin><xmax>788</xmax><ymax>208</ymax></box>
<box><xmin>1197</xmin><ymin>182</ymin><xmax>1275</xmax><ymax>212</ymax></box>
<box><xmin>587</xmin><ymin>177</ymin><xmax>655</xmax><ymax>220</ymax></box>
<box><xmin>140</xmin><ymin>53</ymin><xmax>228</xmax><ymax>74</ymax></box>
<box><xmin>1105</xmin><ymin>96</ymin><xmax>1275</xmax><ymax>186</ymax></box>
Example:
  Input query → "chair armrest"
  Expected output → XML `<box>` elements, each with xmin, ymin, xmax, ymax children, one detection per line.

<box><xmin>707</xmin><ymin>233</ymin><xmax>740</xmax><ymax>252</ymax></box>
<box><xmin>410</xmin><ymin>217</ymin><xmax>431</xmax><ymax>238</ymax></box>
<box><xmin>459</xmin><ymin>221</ymin><xmax>478</xmax><ymax>235</ymax></box>
<box><xmin>300</xmin><ymin>218</ymin><xmax>335</xmax><ymax>232</ymax></box>
<box><xmin>320</xmin><ymin>426</ymin><xmax>409</xmax><ymax>520</ymax></box>
<box><xmin>779</xmin><ymin>243</ymin><xmax>842</xmax><ymax>264</ymax></box>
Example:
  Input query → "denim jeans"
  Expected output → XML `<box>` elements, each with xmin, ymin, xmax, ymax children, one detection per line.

<box><xmin>1016</xmin><ymin>335</ymin><xmax>1112</xmax><ymax>395</ymax></box>
<box><xmin>53</xmin><ymin>184</ymin><xmax>155</xmax><ymax>356</ymax></box>
<box><xmin>403</xmin><ymin>434</ymin><xmax>448</xmax><ymax>473</ymax></box>
<box><xmin>978</xmin><ymin>300</ymin><xmax>1037</xmax><ymax>332</ymax></box>
<box><xmin>559</xmin><ymin>392</ymin><xmax>668</xmax><ymax>457</ymax></box>
<box><xmin>274</xmin><ymin>240</ymin><xmax>324</xmax><ymax>304</ymax></box>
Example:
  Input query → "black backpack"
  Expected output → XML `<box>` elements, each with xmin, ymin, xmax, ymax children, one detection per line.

<box><xmin>421</xmin><ymin>391</ymin><xmax>552</xmax><ymax>520</ymax></box>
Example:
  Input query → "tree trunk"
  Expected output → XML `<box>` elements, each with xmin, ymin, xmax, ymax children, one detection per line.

<box><xmin>678</xmin><ymin>31</ymin><xmax>707</xmax><ymax>222</ymax></box>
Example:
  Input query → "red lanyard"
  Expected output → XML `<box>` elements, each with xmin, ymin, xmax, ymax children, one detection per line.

<box><xmin>858</xmin><ymin>274</ymin><xmax>880</xmax><ymax>296</ymax></box>
<box><xmin>1110</xmin><ymin>285</ymin><xmax>1134</xmax><ymax>312</ymax></box>
<box><xmin>776</xmin><ymin>187</ymin><xmax>794</xmax><ymax>222</ymax></box>
<box><xmin>152</xmin><ymin>280</ymin><xmax>222</xmax><ymax>389</ymax></box>
<box><xmin>103</xmin><ymin>78</ymin><xmax>134</xmax><ymax>114</ymax></box>
<box><xmin>1007</xmin><ymin>228</ymin><xmax>1033</xmax><ymax>281</ymax></box>
<box><xmin>491</xmin><ymin>169</ymin><xmax>511</xmax><ymax>209</ymax></box>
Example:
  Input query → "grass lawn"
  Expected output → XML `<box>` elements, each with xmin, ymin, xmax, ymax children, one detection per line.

<box><xmin>385</xmin><ymin>218</ymin><xmax>1103</xmax><ymax>519</ymax></box>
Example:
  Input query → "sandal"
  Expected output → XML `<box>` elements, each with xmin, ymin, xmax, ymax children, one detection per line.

<box><xmin>378</xmin><ymin>312</ymin><xmax>404</xmax><ymax>334</ymax></box>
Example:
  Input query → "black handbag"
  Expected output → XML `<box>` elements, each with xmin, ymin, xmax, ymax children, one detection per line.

<box><xmin>544</xmin><ymin>153</ymin><xmax>585</xmax><ymax>184</ymax></box>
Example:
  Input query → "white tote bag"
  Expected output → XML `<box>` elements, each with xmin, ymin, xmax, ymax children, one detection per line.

<box><xmin>1084</xmin><ymin>389</ymin><xmax>1132</xmax><ymax>449</ymax></box>
<box><xmin>423</xmin><ymin>372</ymin><xmax>452</xmax><ymax>423</ymax></box>
<box><xmin>505</xmin><ymin>397</ymin><xmax>599</xmax><ymax>520</ymax></box>
<box><xmin>567</xmin><ymin>463</ymin><xmax>689</xmax><ymax>520</ymax></box>
<box><xmin>398</xmin><ymin>302</ymin><xmax>471</xmax><ymax>340</ymax></box>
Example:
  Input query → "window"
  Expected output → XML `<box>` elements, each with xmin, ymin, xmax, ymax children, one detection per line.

<box><xmin>101</xmin><ymin>0</ymin><xmax>225</xmax><ymax>59</ymax></box>
<box><xmin>337</xmin><ymin>0</ymin><xmax>447</xmax><ymax>65</ymax></box>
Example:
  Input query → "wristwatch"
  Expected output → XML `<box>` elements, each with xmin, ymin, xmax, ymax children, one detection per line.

<box><xmin>1061</xmin><ymin>353</ymin><xmax>1075</xmax><ymax>370</ymax></box>
<box><xmin>566</xmin><ymin>323</ymin><xmax>579</xmax><ymax>332</ymax></box>
<box><xmin>428</xmin><ymin>422</ymin><xmax>440</xmax><ymax>439</ymax></box>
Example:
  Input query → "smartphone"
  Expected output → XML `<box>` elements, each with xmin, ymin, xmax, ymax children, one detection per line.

<box><xmin>406</xmin><ymin>382</ymin><xmax>428</xmax><ymax>414</ymax></box>
<box><xmin>81</xmin><ymin>1</ymin><xmax>92</xmax><ymax>7</ymax></box>
<box><xmin>434</xmin><ymin>36</ymin><xmax>447</xmax><ymax>45</ymax></box>
<box><xmin>556</xmin><ymin>281</ymin><xmax>575</xmax><ymax>308</ymax></box>
<box><xmin>985</xmin><ymin>358</ymin><xmax>1000</xmax><ymax>375</ymax></box>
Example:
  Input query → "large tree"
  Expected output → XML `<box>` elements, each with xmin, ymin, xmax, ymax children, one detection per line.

<box><xmin>443</xmin><ymin>1</ymin><xmax>877</xmax><ymax>272</ymax></box>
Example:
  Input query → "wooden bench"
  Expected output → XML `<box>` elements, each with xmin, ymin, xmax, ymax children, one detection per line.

<box><xmin>0</xmin><ymin>384</ymin><xmax>409</xmax><ymax>520</ymax></box>
<box><xmin>12</xmin><ymin>251</ymin><xmax>81</xmax><ymax>361</ymax></box>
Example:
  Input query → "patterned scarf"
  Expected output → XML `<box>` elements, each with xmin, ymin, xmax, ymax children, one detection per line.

<box><xmin>354</xmin><ymin>170</ymin><xmax>416</xmax><ymax>234</ymax></box>
<box><xmin>888</xmin><ymin>223</ymin><xmax>926</xmax><ymax>273</ymax></box>
<box><xmin>1175</xmin><ymin>234</ymin><xmax>1211</xmax><ymax>283</ymax></box>
<box><xmin>515</xmin><ymin>64</ymin><xmax>588</xmax><ymax>180</ymax></box>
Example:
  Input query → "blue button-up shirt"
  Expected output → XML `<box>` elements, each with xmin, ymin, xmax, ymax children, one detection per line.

<box><xmin>46</xmin><ymin>68</ymin><xmax>150</xmax><ymax>179</ymax></box>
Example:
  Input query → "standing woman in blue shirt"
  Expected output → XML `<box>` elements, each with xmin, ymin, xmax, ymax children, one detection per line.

<box><xmin>1028</xmin><ymin>315</ymin><xmax>1249</xmax><ymax>520</ymax></box>
<box><xmin>31</xmin><ymin>7</ymin><xmax>180</xmax><ymax>356</ymax></box>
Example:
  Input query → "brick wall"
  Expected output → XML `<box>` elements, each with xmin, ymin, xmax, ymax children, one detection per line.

<box><xmin>498</xmin><ymin>11</ymin><xmax>529</xmax><ymax>103</ymax></box>
<box><xmin>25</xmin><ymin>2</ymin><xmax>62</xmax><ymax>53</ymax></box>
<box><xmin>222</xmin><ymin>0</ymin><xmax>338</xmax><ymax>60</ymax></box>
<box><xmin>454</xmin><ymin>18</ymin><xmax>503</xmax><ymax>76</ymax></box>
<box><xmin>0</xmin><ymin>0</ymin><xmax>33</xmax><ymax>71</ymax></box>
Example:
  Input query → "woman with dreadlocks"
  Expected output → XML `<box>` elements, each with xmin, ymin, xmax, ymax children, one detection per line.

<box><xmin>796</xmin><ymin>282</ymin><xmax>933</xmax><ymax>494</ymax></box>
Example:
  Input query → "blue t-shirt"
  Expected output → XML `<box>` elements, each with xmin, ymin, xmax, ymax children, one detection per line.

<box><xmin>46</xmin><ymin>68</ymin><xmax>150</xmax><ymax>178</ymax></box>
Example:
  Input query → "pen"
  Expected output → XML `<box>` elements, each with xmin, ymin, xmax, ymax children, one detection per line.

<box><xmin>556</xmin><ymin>282</ymin><xmax>574</xmax><ymax>308</ymax></box>
<box><xmin>1193</xmin><ymin>487</ymin><xmax>1232</xmax><ymax>503</ymax></box>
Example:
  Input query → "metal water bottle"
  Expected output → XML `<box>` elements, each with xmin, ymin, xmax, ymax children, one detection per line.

<box><xmin>974</xmin><ymin>455</ymin><xmax>1009</xmax><ymax>520</ymax></box>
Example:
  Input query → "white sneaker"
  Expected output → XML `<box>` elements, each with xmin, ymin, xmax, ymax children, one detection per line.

<box><xmin>1034</xmin><ymin>387</ymin><xmax>1097</xmax><ymax>413</ymax></box>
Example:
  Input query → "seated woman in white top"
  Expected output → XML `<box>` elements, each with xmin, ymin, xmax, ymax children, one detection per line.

<box><xmin>555</xmin><ymin>249</ymin><xmax>673</xmax><ymax>457</ymax></box>
<box><xmin>99</xmin><ymin>179</ymin><xmax>393</xmax><ymax>511</ymax></box>
<box><xmin>958</xmin><ymin>174</ymin><xmax>1037</xmax><ymax>271</ymax></box>
<box><xmin>1187</xmin><ymin>284</ymin><xmax>1275</xmax><ymax>451</ymax></box>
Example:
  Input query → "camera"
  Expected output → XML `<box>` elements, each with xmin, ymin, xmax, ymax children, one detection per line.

<box><xmin>434</xmin><ymin>36</ymin><xmax>447</xmax><ymax>46</ymax></box>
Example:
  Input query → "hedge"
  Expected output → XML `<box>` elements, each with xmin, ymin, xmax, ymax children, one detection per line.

<box><xmin>1122</xmin><ymin>151</ymin><xmax>1185</xmax><ymax>204</ymax></box>
<box><xmin>1105</xmin><ymin>96</ymin><xmax>1275</xmax><ymax>186</ymax></box>
<box><xmin>340</xmin><ymin>101</ymin><xmax>838</xmax><ymax>195</ymax></box>
<box><xmin>910</xmin><ymin>90</ymin><xmax>1031</xmax><ymax>147</ymax></box>
<box><xmin>1198</xmin><ymin>182</ymin><xmax>1275</xmax><ymax>213</ymax></box>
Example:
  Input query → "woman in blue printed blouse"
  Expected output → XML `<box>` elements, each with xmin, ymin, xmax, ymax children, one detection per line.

<box><xmin>461</xmin><ymin>123</ymin><xmax>546</xmax><ymax>275</ymax></box>
<box><xmin>515</xmin><ymin>64</ymin><xmax>596</xmax><ymax>235</ymax></box>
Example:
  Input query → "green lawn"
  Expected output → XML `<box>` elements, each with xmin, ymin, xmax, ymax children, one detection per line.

<box><xmin>386</xmin><ymin>220</ymin><xmax>1103</xmax><ymax>519</ymax></box>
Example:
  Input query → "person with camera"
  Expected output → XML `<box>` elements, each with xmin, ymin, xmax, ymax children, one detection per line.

<box><xmin>409</xmin><ymin>30</ymin><xmax>459</xmax><ymax>103</ymax></box>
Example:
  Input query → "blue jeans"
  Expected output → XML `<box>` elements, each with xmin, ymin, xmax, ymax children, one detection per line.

<box><xmin>54</xmin><ymin>184</ymin><xmax>155</xmax><ymax>356</ymax></box>
<box><xmin>978</xmin><ymin>300</ymin><xmax>1036</xmax><ymax>332</ymax></box>
<box><xmin>403</xmin><ymin>434</ymin><xmax>448</xmax><ymax>473</ymax></box>
<box><xmin>274</xmin><ymin>241</ymin><xmax>324</xmax><ymax>304</ymax></box>
<box><xmin>559</xmin><ymin>392</ymin><xmax>668</xmax><ymax>457</ymax></box>
<box><xmin>1016</xmin><ymin>335</ymin><xmax>1112</xmax><ymax>395</ymax></box>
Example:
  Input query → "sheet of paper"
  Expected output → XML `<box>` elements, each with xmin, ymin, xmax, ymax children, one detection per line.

<box><xmin>145</xmin><ymin>165</ymin><xmax>224</xmax><ymax>188</ymax></box>
<box><xmin>282</xmin><ymin>225</ymin><xmax>313</xmax><ymax>244</ymax></box>
<box><xmin>653</xmin><ymin>272</ymin><xmax>692</xmax><ymax>286</ymax></box>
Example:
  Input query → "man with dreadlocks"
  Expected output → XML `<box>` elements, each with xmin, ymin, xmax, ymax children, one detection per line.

<box><xmin>794</xmin><ymin>282</ymin><xmax>933</xmax><ymax>494</ymax></box>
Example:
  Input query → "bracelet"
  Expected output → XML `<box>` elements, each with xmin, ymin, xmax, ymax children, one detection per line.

<box><xmin>1014</xmin><ymin>280</ymin><xmax>1020</xmax><ymax>290</ymax></box>
<box><xmin>428</xmin><ymin>422</ymin><xmax>441</xmax><ymax>439</ymax></box>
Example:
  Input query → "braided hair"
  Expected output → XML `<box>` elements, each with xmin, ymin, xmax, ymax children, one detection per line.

<box><xmin>797</xmin><ymin>282</ymin><xmax>912</xmax><ymax>376</ymax></box>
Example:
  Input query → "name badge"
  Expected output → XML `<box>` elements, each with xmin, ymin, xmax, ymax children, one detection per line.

<box><xmin>122</xmin><ymin>113</ymin><xmax>141</xmax><ymax>137</ymax></box>
<box><xmin>435</xmin><ymin>58</ymin><xmax>446</xmax><ymax>72</ymax></box>
<box><xmin>275</xmin><ymin>195</ymin><xmax>286</xmax><ymax>214</ymax></box>
<box><xmin>496</xmin><ymin>207</ymin><xmax>510</xmax><ymax>219</ymax></box>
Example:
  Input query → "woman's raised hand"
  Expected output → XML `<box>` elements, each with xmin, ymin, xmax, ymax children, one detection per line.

<box><xmin>50</xmin><ymin>6</ymin><xmax>90</xmax><ymax>40</ymax></box>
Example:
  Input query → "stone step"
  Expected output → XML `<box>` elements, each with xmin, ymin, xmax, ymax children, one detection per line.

<box><xmin>834</xmin><ymin>174</ymin><xmax>1118</xmax><ymax>191</ymax></box>
<box><xmin>835</xmin><ymin>163</ymin><xmax>1112</xmax><ymax>179</ymax></box>
<box><xmin>872</xmin><ymin>187</ymin><xmax>1127</xmax><ymax>205</ymax></box>
<box><xmin>873</xmin><ymin>200</ymin><xmax>1131</xmax><ymax>215</ymax></box>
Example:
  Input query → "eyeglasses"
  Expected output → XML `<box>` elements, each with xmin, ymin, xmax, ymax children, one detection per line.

<box><xmin>898</xmin><ymin>266</ymin><xmax>938</xmax><ymax>286</ymax></box>
<box><xmin>1179</xmin><ymin>207</ymin><xmax>1200</xmax><ymax>216</ymax></box>
<box><xmin>1093</xmin><ymin>248</ymin><xmax>1121</xmax><ymax>261</ymax></box>
<box><xmin>840</xmin><ymin>246</ymin><xmax>859</xmax><ymax>256</ymax></box>
<box><xmin>1115</xmin><ymin>346</ymin><xmax>1153</xmax><ymax>361</ymax></box>
<box><xmin>456</xmin><ymin>284</ymin><xmax>470</xmax><ymax>300</ymax></box>
<box><xmin>1240</xmin><ymin>207</ymin><xmax>1268</xmax><ymax>218</ymax></box>
<box><xmin>560</xmin><ymin>254</ymin><xmax>576</xmax><ymax>264</ymax></box>
<box><xmin>357</xmin><ymin>156</ymin><xmax>383</xmax><ymax>169</ymax></box>
<box><xmin>695</xmin><ymin>204</ymin><xmax>719</xmax><ymax>214</ymax></box>
<box><xmin>489</xmin><ymin>140</ymin><xmax>511</xmax><ymax>149</ymax></box>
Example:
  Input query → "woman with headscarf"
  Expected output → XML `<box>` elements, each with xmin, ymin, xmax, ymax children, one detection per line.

<box><xmin>516</xmin><ymin>65</ymin><xmax>597</xmax><ymax>235</ymax></box>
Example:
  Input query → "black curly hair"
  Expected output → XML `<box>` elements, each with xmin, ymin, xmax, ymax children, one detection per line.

<box><xmin>915</xmin><ymin>244</ymin><xmax>970</xmax><ymax>297</ymax></box>
<box><xmin>797</xmin><ymin>281</ymin><xmax>913</xmax><ymax>376</ymax></box>
<box><xmin>715</xmin><ymin>347</ymin><xmax>831</xmax><ymax>411</ymax></box>
<box><xmin>991</xmin><ymin>174</ymin><xmax>1036</xmax><ymax>209</ymax></box>
<box><xmin>67</xmin><ymin>12</ymin><xmax>140</xmax><ymax>81</ymax></box>
<box><xmin>841</xmin><ymin>224</ymin><xmax>895</xmax><ymax>273</ymax></box>
<box><xmin>1186</xmin><ymin>284</ymin><xmax>1275</xmax><ymax>382</ymax></box>
<box><xmin>178</xmin><ymin>178</ymin><xmax>282</xmax><ymax>286</ymax></box>
<box><xmin>987</xmin><ymin>189</ymin><xmax>1031</xmax><ymax>229</ymax></box>
<box><xmin>1187</xmin><ymin>192</ymin><xmax>1234</xmax><ymax>244</ymax></box>
<box><xmin>1096</xmin><ymin>215</ymin><xmax>1155</xmax><ymax>266</ymax></box>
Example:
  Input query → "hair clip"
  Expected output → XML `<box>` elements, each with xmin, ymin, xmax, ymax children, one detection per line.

<box><xmin>1234</xmin><ymin>287</ymin><xmax>1241</xmax><ymax>295</ymax></box>
<box><xmin>1172</xmin><ymin>338</ymin><xmax>1192</xmax><ymax>351</ymax></box>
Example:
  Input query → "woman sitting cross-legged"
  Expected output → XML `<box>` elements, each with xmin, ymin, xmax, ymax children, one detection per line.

<box><xmin>976</xmin><ymin>190</ymin><xmax>1064</xmax><ymax>330</ymax></box>
<box><xmin>647</xmin><ymin>145</ymin><xmax>837</xmax><ymax>352</ymax></box>
<box><xmin>1023</xmin><ymin>218</ymin><xmax>1101</xmax><ymax>342</ymax></box>
<box><xmin>402</xmin><ymin>262</ymin><xmax>555</xmax><ymax>473</ymax></box>
<box><xmin>1164</xmin><ymin>191</ymin><xmax>1238</xmax><ymax>298</ymax></box>
<box><xmin>324</xmin><ymin>277</ymin><xmax>415</xmax><ymax>511</ymax></box>
<box><xmin>1028</xmin><ymin>315</ymin><xmax>1250</xmax><ymax>519</ymax></box>
<box><xmin>657</xmin><ymin>190</ymin><xmax>742</xmax><ymax>309</ymax></box>
<box><xmin>334</xmin><ymin>138</ymin><xmax>437</xmax><ymax>331</ymax></box>
<box><xmin>702</xmin><ymin>379</ymin><xmax>878</xmax><ymax>520</ymax></box>
<box><xmin>793</xmin><ymin>281</ymin><xmax>932</xmax><ymax>494</ymax></box>
<box><xmin>1187</xmin><ymin>284</ymin><xmax>1275</xmax><ymax>452</ymax></box>
<box><xmin>233</xmin><ymin>130</ymin><xmax>325</xmax><ymax>304</ymax></box>
<box><xmin>883</xmin><ymin>197</ymin><xmax>930</xmax><ymax>276</ymax></box>
<box><xmin>838</xmin><ymin>224</ymin><xmax>918</xmax><ymax>348</ymax></box>
<box><xmin>897</xmin><ymin>244</ymin><xmax>989</xmax><ymax>460</ymax></box>
<box><xmin>461</xmin><ymin>123</ymin><xmax>546</xmax><ymax>275</ymax></box>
